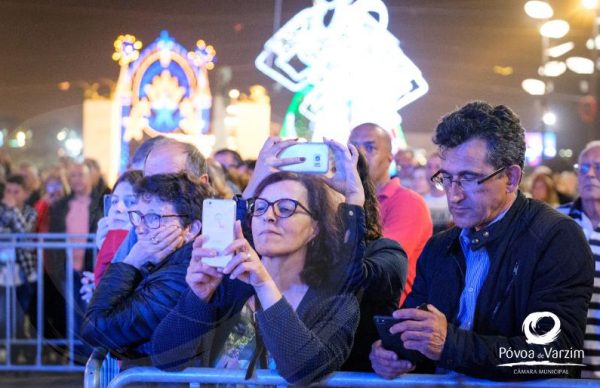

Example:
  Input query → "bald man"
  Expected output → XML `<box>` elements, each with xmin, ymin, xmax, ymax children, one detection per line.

<box><xmin>110</xmin><ymin>138</ymin><xmax>209</xmax><ymax>264</ymax></box>
<box><xmin>349</xmin><ymin>123</ymin><xmax>432</xmax><ymax>304</ymax></box>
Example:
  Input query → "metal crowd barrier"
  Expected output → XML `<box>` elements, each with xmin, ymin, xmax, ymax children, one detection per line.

<box><xmin>0</xmin><ymin>232</ymin><xmax>97</xmax><ymax>372</ymax></box>
<box><xmin>84</xmin><ymin>348</ymin><xmax>599</xmax><ymax>388</ymax></box>
<box><xmin>98</xmin><ymin>366</ymin><xmax>600</xmax><ymax>388</ymax></box>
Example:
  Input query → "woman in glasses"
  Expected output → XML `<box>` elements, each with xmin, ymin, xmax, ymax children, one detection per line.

<box><xmin>82</xmin><ymin>173</ymin><xmax>213</xmax><ymax>368</ymax></box>
<box><xmin>151</xmin><ymin>170</ymin><xmax>360</xmax><ymax>385</ymax></box>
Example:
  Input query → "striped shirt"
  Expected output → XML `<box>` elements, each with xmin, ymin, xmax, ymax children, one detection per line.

<box><xmin>558</xmin><ymin>199</ymin><xmax>600</xmax><ymax>378</ymax></box>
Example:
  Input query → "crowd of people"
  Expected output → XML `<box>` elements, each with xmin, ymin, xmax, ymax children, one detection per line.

<box><xmin>0</xmin><ymin>101</ymin><xmax>599</xmax><ymax>382</ymax></box>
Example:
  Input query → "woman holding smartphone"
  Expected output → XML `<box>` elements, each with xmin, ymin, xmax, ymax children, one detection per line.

<box><xmin>151</xmin><ymin>166</ymin><xmax>362</xmax><ymax>384</ymax></box>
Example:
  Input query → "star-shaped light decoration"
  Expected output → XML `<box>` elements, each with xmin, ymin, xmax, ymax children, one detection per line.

<box><xmin>112</xmin><ymin>34</ymin><xmax>142</xmax><ymax>66</ymax></box>
<box><xmin>188</xmin><ymin>39</ymin><xmax>217</xmax><ymax>70</ymax></box>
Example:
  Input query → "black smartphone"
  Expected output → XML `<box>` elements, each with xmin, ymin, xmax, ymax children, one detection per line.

<box><xmin>372</xmin><ymin>303</ymin><xmax>429</xmax><ymax>363</ymax></box>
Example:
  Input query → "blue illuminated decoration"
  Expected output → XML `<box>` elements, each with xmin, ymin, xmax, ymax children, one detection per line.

<box><xmin>113</xmin><ymin>31</ymin><xmax>216</xmax><ymax>170</ymax></box>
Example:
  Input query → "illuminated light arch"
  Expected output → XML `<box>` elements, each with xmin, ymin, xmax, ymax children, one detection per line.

<box><xmin>113</xmin><ymin>31</ymin><xmax>216</xmax><ymax>170</ymax></box>
<box><xmin>256</xmin><ymin>0</ymin><xmax>428</xmax><ymax>150</ymax></box>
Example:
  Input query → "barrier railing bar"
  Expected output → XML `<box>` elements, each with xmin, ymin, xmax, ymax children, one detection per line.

<box><xmin>0</xmin><ymin>338</ymin><xmax>84</xmax><ymax>345</ymax></box>
<box><xmin>106</xmin><ymin>368</ymin><xmax>600</xmax><ymax>388</ymax></box>
<box><xmin>0</xmin><ymin>365</ymin><xmax>85</xmax><ymax>372</ymax></box>
<box><xmin>0</xmin><ymin>242</ymin><xmax>97</xmax><ymax>249</ymax></box>
<box><xmin>3</xmin><ymin>250</ymin><xmax>10</xmax><ymax>367</ymax></box>
<box><xmin>35</xmin><ymin>244</ymin><xmax>43</xmax><ymax>367</ymax></box>
<box><xmin>66</xmin><ymin>246</ymin><xmax>74</xmax><ymax>368</ymax></box>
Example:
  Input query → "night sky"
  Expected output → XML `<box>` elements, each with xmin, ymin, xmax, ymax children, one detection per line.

<box><xmin>0</xmin><ymin>0</ymin><xmax>597</xmax><ymax>165</ymax></box>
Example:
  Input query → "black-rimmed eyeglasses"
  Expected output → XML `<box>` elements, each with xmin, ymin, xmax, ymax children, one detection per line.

<box><xmin>128</xmin><ymin>210</ymin><xmax>189</xmax><ymax>229</ymax></box>
<box><xmin>250</xmin><ymin>198</ymin><xmax>314</xmax><ymax>219</ymax></box>
<box><xmin>430</xmin><ymin>167</ymin><xmax>506</xmax><ymax>192</ymax></box>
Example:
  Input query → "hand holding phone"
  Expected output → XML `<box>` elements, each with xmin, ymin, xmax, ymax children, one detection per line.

<box><xmin>201</xmin><ymin>199</ymin><xmax>236</xmax><ymax>267</ymax></box>
<box><xmin>373</xmin><ymin>303</ymin><xmax>429</xmax><ymax>363</ymax></box>
<box><xmin>279</xmin><ymin>143</ymin><xmax>329</xmax><ymax>174</ymax></box>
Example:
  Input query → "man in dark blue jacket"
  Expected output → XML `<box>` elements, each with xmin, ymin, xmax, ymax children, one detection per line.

<box><xmin>370</xmin><ymin>101</ymin><xmax>594</xmax><ymax>380</ymax></box>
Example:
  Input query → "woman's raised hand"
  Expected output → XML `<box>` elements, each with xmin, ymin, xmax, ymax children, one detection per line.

<box><xmin>124</xmin><ymin>225</ymin><xmax>184</xmax><ymax>269</ymax></box>
<box><xmin>221</xmin><ymin>221</ymin><xmax>282</xmax><ymax>308</ymax></box>
<box><xmin>221</xmin><ymin>221</ymin><xmax>271</xmax><ymax>286</ymax></box>
<box><xmin>187</xmin><ymin>235</ymin><xmax>224</xmax><ymax>302</ymax></box>
<box><xmin>323</xmin><ymin>139</ymin><xmax>365</xmax><ymax>206</ymax></box>
<box><xmin>242</xmin><ymin>136</ymin><xmax>303</xmax><ymax>199</ymax></box>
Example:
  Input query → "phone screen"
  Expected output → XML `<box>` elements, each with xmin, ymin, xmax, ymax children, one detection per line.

<box><xmin>103</xmin><ymin>194</ymin><xmax>113</xmax><ymax>217</ymax></box>
<box><xmin>201</xmin><ymin>199</ymin><xmax>236</xmax><ymax>267</ymax></box>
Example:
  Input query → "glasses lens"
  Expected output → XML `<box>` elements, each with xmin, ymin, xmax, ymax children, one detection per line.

<box><xmin>579</xmin><ymin>163</ymin><xmax>591</xmax><ymax>174</ymax></box>
<box><xmin>145</xmin><ymin>213</ymin><xmax>161</xmax><ymax>229</ymax></box>
<box><xmin>252</xmin><ymin>199</ymin><xmax>269</xmax><ymax>216</ymax></box>
<box><xmin>440</xmin><ymin>174</ymin><xmax>453</xmax><ymax>189</ymax></box>
<box><xmin>431</xmin><ymin>175</ymin><xmax>445</xmax><ymax>191</ymax></box>
<box><xmin>460</xmin><ymin>179</ymin><xmax>479</xmax><ymax>192</ymax></box>
<box><xmin>276</xmin><ymin>199</ymin><xmax>297</xmax><ymax>218</ymax></box>
<box><xmin>128</xmin><ymin>211</ymin><xmax>141</xmax><ymax>226</ymax></box>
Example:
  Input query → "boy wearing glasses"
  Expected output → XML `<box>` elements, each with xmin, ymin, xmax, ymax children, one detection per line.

<box><xmin>558</xmin><ymin>140</ymin><xmax>600</xmax><ymax>378</ymax></box>
<box><xmin>370</xmin><ymin>101</ymin><xmax>593</xmax><ymax>380</ymax></box>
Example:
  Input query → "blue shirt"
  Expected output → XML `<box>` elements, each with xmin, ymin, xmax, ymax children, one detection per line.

<box><xmin>456</xmin><ymin>208</ymin><xmax>510</xmax><ymax>330</ymax></box>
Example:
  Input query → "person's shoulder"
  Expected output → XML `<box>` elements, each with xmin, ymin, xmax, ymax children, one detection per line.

<box><xmin>366</xmin><ymin>236</ymin><xmax>403</xmax><ymax>252</ymax></box>
<box><xmin>422</xmin><ymin>226</ymin><xmax>460</xmax><ymax>254</ymax></box>
<box><xmin>526</xmin><ymin>197</ymin><xmax>575</xmax><ymax>223</ymax></box>
<box><xmin>167</xmin><ymin>242</ymin><xmax>194</xmax><ymax>264</ymax></box>
<box><xmin>24</xmin><ymin>204</ymin><xmax>36</xmax><ymax>215</ymax></box>
<box><xmin>524</xmin><ymin>197</ymin><xmax>583</xmax><ymax>238</ymax></box>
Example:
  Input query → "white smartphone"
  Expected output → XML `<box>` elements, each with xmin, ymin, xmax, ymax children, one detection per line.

<box><xmin>279</xmin><ymin>143</ymin><xmax>329</xmax><ymax>174</ymax></box>
<box><xmin>201</xmin><ymin>199</ymin><xmax>236</xmax><ymax>267</ymax></box>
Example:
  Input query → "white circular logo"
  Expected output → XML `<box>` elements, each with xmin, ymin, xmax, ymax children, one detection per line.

<box><xmin>522</xmin><ymin>311</ymin><xmax>561</xmax><ymax>345</ymax></box>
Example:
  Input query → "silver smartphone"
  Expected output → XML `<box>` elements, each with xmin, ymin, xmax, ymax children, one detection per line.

<box><xmin>279</xmin><ymin>143</ymin><xmax>329</xmax><ymax>174</ymax></box>
<box><xmin>201</xmin><ymin>199</ymin><xmax>236</xmax><ymax>267</ymax></box>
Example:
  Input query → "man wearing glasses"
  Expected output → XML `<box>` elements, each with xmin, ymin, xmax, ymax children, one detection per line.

<box><xmin>558</xmin><ymin>140</ymin><xmax>600</xmax><ymax>378</ymax></box>
<box><xmin>370</xmin><ymin>101</ymin><xmax>593</xmax><ymax>380</ymax></box>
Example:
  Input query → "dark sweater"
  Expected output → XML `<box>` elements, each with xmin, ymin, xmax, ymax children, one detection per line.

<box><xmin>150</xmin><ymin>277</ymin><xmax>359</xmax><ymax>385</ymax></box>
<box><xmin>342</xmin><ymin>237</ymin><xmax>407</xmax><ymax>371</ymax></box>
<box><xmin>332</xmin><ymin>204</ymin><xmax>408</xmax><ymax>371</ymax></box>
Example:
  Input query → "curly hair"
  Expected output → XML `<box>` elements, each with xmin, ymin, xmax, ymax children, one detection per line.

<box><xmin>357</xmin><ymin>152</ymin><xmax>382</xmax><ymax>241</ymax></box>
<box><xmin>134</xmin><ymin>173</ymin><xmax>214</xmax><ymax>228</ymax></box>
<box><xmin>251</xmin><ymin>171</ymin><xmax>343</xmax><ymax>288</ymax></box>
<box><xmin>433</xmin><ymin>101</ymin><xmax>526</xmax><ymax>169</ymax></box>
